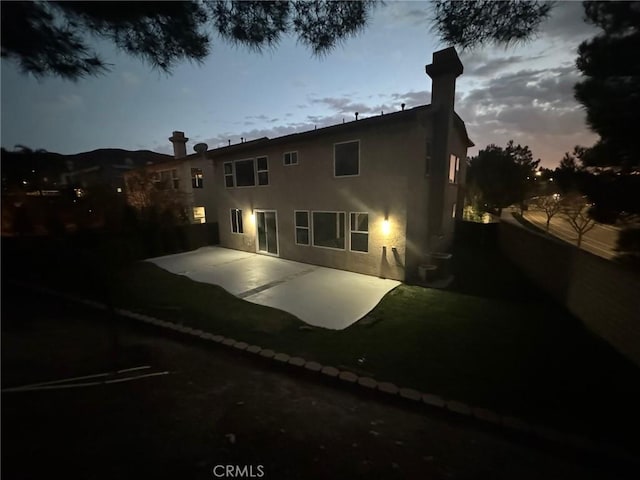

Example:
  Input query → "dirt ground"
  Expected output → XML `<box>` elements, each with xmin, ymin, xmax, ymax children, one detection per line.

<box><xmin>1</xmin><ymin>284</ymin><xmax>635</xmax><ymax>479</ymax></box>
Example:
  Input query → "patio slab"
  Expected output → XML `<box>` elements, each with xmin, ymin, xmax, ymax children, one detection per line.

<box><xmin>146</xmin><ymin>246</ymin><xmax>400</xmax><ymax>330</ymax></box>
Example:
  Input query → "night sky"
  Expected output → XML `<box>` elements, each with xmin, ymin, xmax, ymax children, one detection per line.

<box><xmin>1</xmin><ymin>1</ymin><xmax>599</xmax><ymax>168</ymax></box>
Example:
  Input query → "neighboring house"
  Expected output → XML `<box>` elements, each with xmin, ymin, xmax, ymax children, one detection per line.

<box><xmin>1</xmin><ymin>147</ymin><xmax>173</xmax><ymax>235</ymax></box>
<box><xmin>124</xmin><ymin>134</ymin><xmax>219</xmax><ymax>224</ymax></box>
<box><xmin>59</xmin><ymin>148</ymin><xmax>173</xmax><ymax>194</ymax></box>
<box><xmin>130</xmin><ymin>47</ymin><xmax>473</xmax><ymax>281</ymax></box>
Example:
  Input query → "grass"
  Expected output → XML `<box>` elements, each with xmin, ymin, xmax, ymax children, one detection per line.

<box><xmin>108</xmin><ymin>254</ymin><xmax>640</xmax><ymax>450</ymax></box>
<box><xmin>4</xmin><ymin>234</ymin><xmax>640</xmax><ymax>450</ymax></box>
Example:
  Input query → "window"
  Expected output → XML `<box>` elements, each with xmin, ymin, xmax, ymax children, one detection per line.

<box><xmin>224</xmin><ymin>157</ymin><xmax>268</xmax><ymax>187</ymax></box>
<box><xmin>334</xmin><ymin>140</ymin><xmax>359</xmax><ymax>177</ymax></box>
<box><xmin>193</xmin><ymin>206</ymin><xmax>206</xmax><ymax>224</ymax></box>
<box><xmin>158</xmin><ymin>169</ymin><xmax>179</xmax><ymax>189</ymax></box>
<box><xmin>191</xmin><ymin>168</ymin><xmax>204</xmax><ymax>188</ymax></box>
<box><xmin>230</xmin><ymin>209</ymin><xmax>243</xmax><ymax>234</ymax></box>
<box><xmin>312</xmin><ymin>212</ymin><xmax>345</xmax><ymax>250</ymax></box>
<box><xmin>224</xmin><ymin>162</ymin><xmax>234</xmax><ymax>188</ymax></box>
<box><xmin>425</xmin><ymin>141</ymin><xmax>432</xmax><ymax>176</ymax></box>
<box><xmin>449</xmin><ymin>154</ymin><xmax>460</xmax><ymax>183</ymax></box>
<box><xmin>257</xmin><ymin>156</ymin><xmax>269</xmax><ymax>186</ymax></box>
<box><xmin>235</xmin><ymin>159</ymin><xmax>255</xmax><ymax>187</ymax></box>
<box><xmin>350</xmin><ymin>212</ymin><xmax>369</xmax><ymax>253</ymax></box>
<box><xmin>295</xmin><ymin>210</ymin><xmax>309</xmax><ymax>245</ymax></box>
<box><xmin>452</xmin><ymin>203</ymin><xmax>457</xmax><ymax>219</ymax></box>
<box><xmin>284</xmin><ymin>151</ymin><xmax>298</xmax><ymax>166</ymax></box>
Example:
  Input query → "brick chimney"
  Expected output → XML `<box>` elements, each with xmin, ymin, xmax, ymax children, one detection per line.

<box><xmin>425</xmin><ymin>47</ymin><xmax>463</xmax><ymax>249</ymax></box>
<box><xmin>169</xmin><ymin>131</ymin><xmax>189</xmax><ymax>158</ymax></box>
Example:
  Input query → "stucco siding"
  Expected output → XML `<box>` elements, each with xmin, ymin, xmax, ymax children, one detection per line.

<box><xmin>214</xmin><ymin>116</ymin><xmax>429</xmax><ymax>280</ymax></box>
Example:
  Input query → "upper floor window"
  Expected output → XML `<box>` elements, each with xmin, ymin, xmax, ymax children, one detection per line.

<box><xmin>235</xmin><ymin>159</ymin><xmax>255</xmax><ymax>187</ymax></box>
<box><xmin>191</xmin><ymin>168</ymin><xmax>204</xmax><ymax>188</ymax></box>
<box><xmin>157</xmin><ymin>169</ymin><xmax>179</xmax><ymax>189</ymax></box>
<box><xmin>223</xmin><ymin>157</ymin><xmax>268</xmax><ymax>188</ymax></box>
<box><xmin>224</xmin><ymin>162</ymin><xmax>234</xmax><ymax>188</ymax></box>
<box><xmin>284</xmin><ymin>151</ymin><xmax>298</xmax><ymax>166</ymax></box>
<box><xmin>257</xmin><ymin>156</ymin><xmax>269</xmax><ymax>186</ymax></box>
<box><xmin>449</xmin><ymin>154</ymin><xmax>460</xmax><ymax>183</ymax></box>
<box><xmin>334</xmin><ymin>140</ymin><xmax>359</xmax><ymax>177</ymax></box>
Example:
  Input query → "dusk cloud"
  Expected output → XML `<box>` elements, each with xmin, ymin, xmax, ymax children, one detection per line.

<box><xmin>541</xmin><ymin>1</ymin><xmax>599</xmax><ymax>43</ymax></box>
<box><xmin>457</xmin><ymin>65</ymin><xmax>597</xmax><ymax>165</ymax></box>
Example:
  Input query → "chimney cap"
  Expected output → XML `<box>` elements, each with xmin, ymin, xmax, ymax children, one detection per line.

<box><xmin>169</xmin><ymin>131</ymin><xmax>189</xmax><ymax>142</ymax></box>
<box><xmin>425</xmin><ymin>47</ymin><xmax>463</xmax><ymax>79</ymax></box>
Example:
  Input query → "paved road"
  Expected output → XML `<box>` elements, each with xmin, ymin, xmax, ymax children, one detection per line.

<box><xmin>2</xmin><ymin>284</ymin><xmax>635</xmax><ymax>479</ymax></box>
<box><xmin>524</xmin><ymin>209</ymin><xmax>620</xmax><ymax>259</ymax></box>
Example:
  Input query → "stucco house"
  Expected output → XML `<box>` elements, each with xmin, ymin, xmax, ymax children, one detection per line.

<box><xmin>127</xmin><ymin>47</ymin><xmax>473</xmax><ymax>281</ymax></box>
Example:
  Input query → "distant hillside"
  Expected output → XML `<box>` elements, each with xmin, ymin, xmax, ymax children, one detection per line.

<box><xmin>1</xmin><ymin>147</ymin><xmax>173</xmax><ymax>191</ymax></box>
<box><xmin>63</xmin><ymin>148</ymin><xmax>173</xmax><ymax>167</ymax></box>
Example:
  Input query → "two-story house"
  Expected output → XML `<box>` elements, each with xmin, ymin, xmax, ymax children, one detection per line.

<box><xmin>129</xmin><ymin>47</ymin><xmax>473</xmax><ymax>281</ymax></box>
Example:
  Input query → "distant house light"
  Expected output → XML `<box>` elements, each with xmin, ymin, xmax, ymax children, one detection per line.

<box><xmin>116</xmin><ymin>187</ymin><xmax>123</xmax><ymax>193</ymax></box>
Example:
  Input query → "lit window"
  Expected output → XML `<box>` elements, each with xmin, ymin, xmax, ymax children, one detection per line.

<box><xmin>284</xmin><ymin>151</ymin><xmax>298</xmax><ymax>166</ymax></box>
<box><xmin>193</xmin><ymin>206</ymin><xmax>206</xmax><ymax>224</ymax></box>
<box><xmin>116</xmin><ymin>187</ymin><xmax>123</xmax><ymax>193</ymax></box>
<box><xmin>257</xmin><ymin>156</ymin><xmax>269</xmax><ymax>186</ymax></box>
<box><xmin>349</xmin><ymin>212</ymin><xmax>369</xmax><ymax>253</ymax></box>
<box><xmin>230</xmin><ymin>209</ymin><xmax>243</xmax><ymax>234</ymax></box>
<box><xmin>224</xmin><ymin>162</ymin><xmax>234</xmax><ymax>188</ymax></box>
<box><xmin>312</xmin><ymin>211</ymin><xmax>345</xmax><ymax>250</ymax></box>
<box><xmin>294</xmin><ymin>210</ymin><xmax>309</xmax><ymax>245</ymax></box>
<box><xmin>449</xmin><ymin>154</ymin><xmax>460</xmax><ymax>183</ymax></box>
<box><xmin>334</xmin><ymin>140</ymin><xmax>359</xmax><ymax>177</ymax></box>
<box><xmin>191</xmin><ymin>168</ymin><xmax>204</xmax><ymax>188</ymax></box>
<box><xmin>452</xmin><ymin>203</ymin><xmax>457</xmax><ymax>219</ymax></box>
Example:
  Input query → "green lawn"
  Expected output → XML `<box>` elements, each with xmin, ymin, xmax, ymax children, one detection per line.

<box><xmin>4</xmin><ymin>234</ymin><xmax>640</xmax><ymax>449</ymax></box>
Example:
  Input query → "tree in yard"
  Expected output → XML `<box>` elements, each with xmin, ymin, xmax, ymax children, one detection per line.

<box><xmin>574</xmin><ymin>2</ymin><xmax>639</xmax><ymax>175</ymax></box>
<box><xmin>572</xmin><ymin>2</ymin><xmax>640</xmax><ymax>224</ymax></box>
<box><xmin>466</xmin><ymin>141</ymin><xmax>538</xmax><ymax>216</ymax></box>
<box><xmin>553</xmin><ymin>146</ymin><xmax>588</xmax><ymax>194</ymax></box>
<box><xmin>124</xmin><ymin>169</ymin><xmax>189</xmax><ymax>226</ymax></box>
<box><xmin>561</xmin><ymin>193</ymin><xmax>597</xmax><ymax>248</ymax></box>
<box><xmin>1</xmin><ymin>1</ymin><xmax>377</xmax><ymax>80</ymax></box>
<box><xmin>431</xmin><ymin>1</ymin><xmax>554</xmax><ymax>50</ymax></box>
<box><xmin>534</xmin><ymin>194</ymin><xmax>562</xmax><ymax>233</ymax></box>
<box><xmin>505</xmin><ymin>140</ymin><xmax>540</xmax><ymax>214</ymax></box>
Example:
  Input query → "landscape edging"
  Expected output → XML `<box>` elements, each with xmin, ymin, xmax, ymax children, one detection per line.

<box><xmin>10</xmin><ymin>280</ymin><xmax>633</xmax><ymax>462</ymax></box>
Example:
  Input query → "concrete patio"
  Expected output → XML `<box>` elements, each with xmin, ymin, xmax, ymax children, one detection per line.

<box><xmin>145</xmin><ymin>246</ymin><xmax>400</xmax><ymax>330</ymax></box>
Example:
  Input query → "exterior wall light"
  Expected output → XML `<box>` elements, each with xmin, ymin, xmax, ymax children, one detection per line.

<box><xmin>382</xmin><ymin>218</ymin><xmax>391</xmax><ymax>236</ymax></box>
